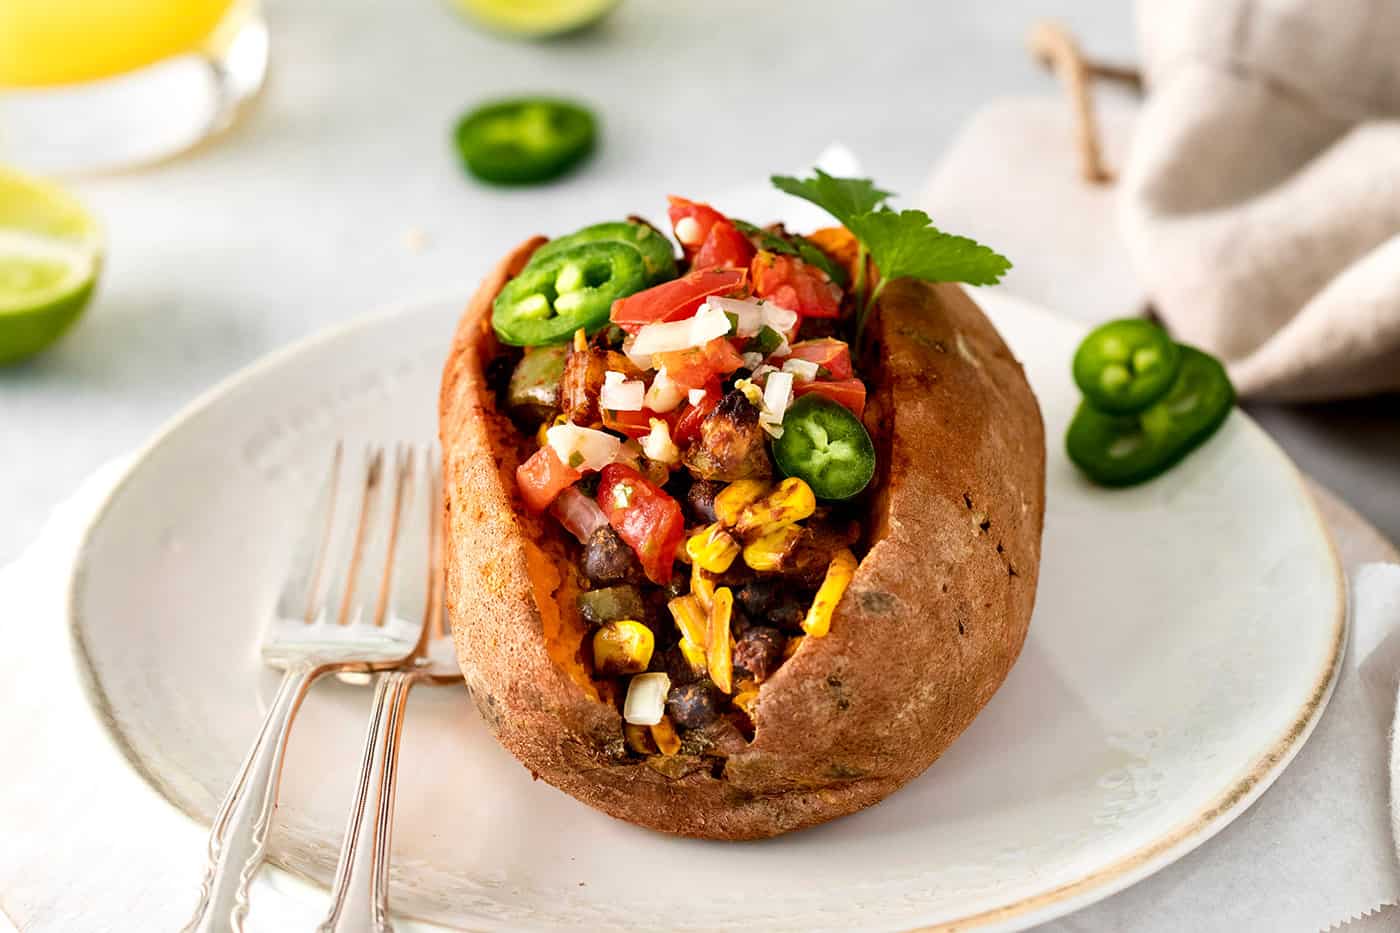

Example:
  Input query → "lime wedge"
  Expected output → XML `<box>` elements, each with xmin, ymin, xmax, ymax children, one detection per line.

<box><xmin>0</xmin><ymin>167</ymin><xmax>101</xmax><ymax>365</ymax></box>
<box><xmin>450</xmin><ymin>0</ymin><xmax>620</xmax><ymax>38</ymax></box>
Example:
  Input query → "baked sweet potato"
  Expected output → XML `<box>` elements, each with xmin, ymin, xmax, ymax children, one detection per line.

<box><xmin>440</xmin><ymin>238</ymin><xmax>1045</xmax><ymax>840</ymax></box>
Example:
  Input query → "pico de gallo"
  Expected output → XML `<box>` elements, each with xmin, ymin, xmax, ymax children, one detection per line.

<box><xmin>491</xmin><ymin>198</ymin><xmax>874</xmax><ymax>765</ymax></box>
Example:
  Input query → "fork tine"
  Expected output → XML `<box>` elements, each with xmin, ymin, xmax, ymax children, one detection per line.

<box><xmin>275</xmin><ymin>442</ymin><xmax>344</xmax><ymax>624</ymax></box>
<box><xmin>321</xmin><ymin>446</ymin><xmax>387</xmax><ymax>627</ymax></box>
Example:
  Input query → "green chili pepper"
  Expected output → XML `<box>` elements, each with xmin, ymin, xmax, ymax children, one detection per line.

<box><xmin>1072</xmin><ymin>318</ymin><xmax>1182</xmax><ymax>415</ymax></box>
<box><xmin>747</xmin><ymin>325</ymin><xmax>784</xmax><ymax>356</ymax></box>
<box><xmin>773</xmin><ymin>394</ymin><xmax>875</xmax><ymax>500</ymax></box>
<box><xmin>454</xmin><ymin>97</ymin><xmax>596</xmax><ymax>186</ymax></box>
<box><xmin>528</xmin><ymin>220</ymin><xmax>678</xmax><ymax>284</ymax></box>
<box><xmin>1066</xmin><ymin>345</ymin><xmax>1235</xmax><ymax>487</ymax></box>
<box><xmin>492</xmin><ymin>241</ymin><xmax>645</xmax><ymax>346</ymax></box>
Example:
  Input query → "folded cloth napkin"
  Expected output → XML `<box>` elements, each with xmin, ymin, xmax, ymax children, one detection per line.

<box><xmin>1120</xmin><ymin>0</ymin><xmax>1400</xmax><ymax>401</ymax></box>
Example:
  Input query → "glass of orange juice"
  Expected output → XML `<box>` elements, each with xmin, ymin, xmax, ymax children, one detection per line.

<box><xmin>0</xmin><ymin>0</ymin><xmax>267</xmax><ymax>174</ymax></box>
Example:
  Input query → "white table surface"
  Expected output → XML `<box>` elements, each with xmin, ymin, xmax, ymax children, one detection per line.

<box><xmin>1</xmin><ymin>3</ymin><xmax>1396</xmax><ymax>929</ymax></box>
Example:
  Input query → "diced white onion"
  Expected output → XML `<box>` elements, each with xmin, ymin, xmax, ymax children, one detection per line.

<box><xmin>782</xmin><ymin>358</ymin><xmax>820</xmax><ymax>382</ymax></box>
<box><xmin>763</xmin><ymin>371</ymin><xmax>794</xmax><ymax>420</ymax></box>
<box><xmin>600</xmin><ymin>370</ymin><xmax>645</xmax><ymax>411</ymax></box>
<box><xmin>623</xmin><ymin>672</ymin><xmax>671</xmax><ymax>725</ymax></box>
<box><xmin>641</xmin><ymin>419</ymin><xmax>681</xmax><ymax>466</ymax></box>
<box><xmin>644</xmin><ymin>368</ymin><xmax>686</xmax><ymax>413</ymax></box>
<box><xmin>761</xmin><ymin>303</ymin><xmax>799</xmax><ymax>337</ymax></box>
<box><xmin>551</xmin><ymin>486</ymin><xmax>609</xmax><ymax>543</ymax></box>
<box><xmin>707</xmin><ymin>296</ymin><xmax>763</xmax><ymax>336</ymax></box>
<box><xmin>546</xmin><ymin>424</ymin><xmax>626</xmax><ymax>473</ymax></box>
<box><xmin>750</xmin><ymin>364</ymin><xmax>779</xmax><ymax>381</ymax></box>
<box><xmin>627</xmin><ymin>302</ymin><xmax>732</xmax><ymax>363</ymax></box>
<box><xmin>741</xmin><ymin>351</ymin><xmax>764</xmax><ymax>370</ymax></box>
<box><xmin>687</xmin><ymin>388</ymin><xmax>708</xmax><ymax>406</ymax></box>
<box><xmin>674</xmin><ymin>217</ymin><xmax>703</xmax><ymax>247</ymax></box>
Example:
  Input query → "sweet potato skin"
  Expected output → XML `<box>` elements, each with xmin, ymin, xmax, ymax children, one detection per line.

<box><xmin>440</xmin><ymin>240</ymin><xmax>1045</xmax><ymax>840</ymax></box>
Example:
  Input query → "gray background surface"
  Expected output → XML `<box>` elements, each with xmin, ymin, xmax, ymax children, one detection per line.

<box><xmin>0</xmin><ymin>0</ymin><xmax>1393</xmax><ymax>558</ymax></box>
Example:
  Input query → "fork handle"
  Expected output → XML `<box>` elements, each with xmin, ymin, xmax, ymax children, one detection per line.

<box><xmin>317</xmin><ymin>670</ymin><xmax>418</xmax><ymax>933</ymax></box>
<box><xmin>184</xmin><ymin>661</ymin><xmax>323</xmax><ymax>933</ymax></box>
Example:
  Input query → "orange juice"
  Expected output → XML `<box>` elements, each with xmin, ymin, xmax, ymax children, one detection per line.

<box><xmin>0</xmin><ymin>0</ymin><xmax>237</xmax><ymax>88</ymax></box>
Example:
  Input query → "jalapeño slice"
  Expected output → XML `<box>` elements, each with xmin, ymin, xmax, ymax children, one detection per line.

<box><xmin>1066</xmin><ymin>345</ymin><xmax>1235</xmax><ymax>487</ymax></box>
<box><xmin>454</xmin><ymin>97</ymin><xmax>596</xmax><ymax>186</ymax></box>
<box><xmin>1072</xmin><ymin>318</ymin><xmax>1182</xmax><ymax>415</ymax></box>
<box><xmin>774</xmin><ymin>394</ymin><xmax>875</xmax><ymax>500</ymax></box>
<box><xmin>492</xmin><ymin>241</ymin><xmax>645</xmax><ymax>346</ymax></box>
<box><xmin>529</xmin><ymin>220</ymin><xmax>678</xmax><ymax>284</ymax></box>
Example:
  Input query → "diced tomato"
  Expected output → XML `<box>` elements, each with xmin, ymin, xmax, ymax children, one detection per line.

<box><xmin>692</xmin><ymin>220</ymin><xmax>756</xmax><ymax>270</ymax></box>
<box><xmin>610</xmin><ymin>267</ymin><xmax>747</xmax><ymax>333</ymax></box>
<box><xmin>671</xmin><ymin>379</ymin><xmax>721</xmax><ymax>445</ymax></box>
<box><xmin>516</xmin><ymin>446</ymin><xmax>582</xmax><ymax>513</ymax></box>
<box><xmin>667</xmin><ymin>197</ymin><xmax>729</xmax><ymax>254</ymax></box>
<box><xmin>600</xmin><ymin>406</ymin><xmax>661</xmax><ymax>439</ymax></box>
<box><xmin>596</xmin><ymin>463</ymin><xmax>685</xmax><ymax>584</ymax></box>
<box><xmin>751</xmin><ymin>251</ymin><xmax>842</xmax><ymax>319</ymax></box>
<box><xmin>793</xmin><ymin>379</ymin><xmax>867</xmax><ymax>418</ymax></box>
<box><xmin>654</xmin><ymin>338</ymin><xmax>745</xmax><ymax>390</ymax></box>
<box><xmin>782</xmin><ymin>338</ymin><xmax>854</xmax><ymax>379</ymax></box>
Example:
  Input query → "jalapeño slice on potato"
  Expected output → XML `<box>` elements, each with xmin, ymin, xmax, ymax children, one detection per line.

<box><xmin>454</xmin><ymin>97</ymin><xmax>596</xmax><ymax>186</ymax></box>
<box><xmin>1066</xmin><ymin>345</ymin><xmax>1234</xmax><ymax>487</ymax></box>
<box><xmin>774</xmin><ymin>394</ymin><xmax>875</xmax><ymax>501</ymax></box>
<box><xmin>492</xmin><ymin>241</ymin><xmax>645</xmax><ymax>346</ymax></box>
<box><xmin>529</xmin><ymin>220</ymin><xmax>678</xmax><ymax>285</ymax></box>
<box><xmin>1072</xmin><ymin>318</ymin><xmax>1182</xmax><ymax>415</ymax></box>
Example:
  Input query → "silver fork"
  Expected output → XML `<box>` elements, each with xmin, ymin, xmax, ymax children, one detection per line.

<box><xmin>184</xmin><ymin>444</ymin><xmax>439</xmax><ymax>933</ymax></box>
<box><xmin>317</xmin><ymin>556</ymin><xmax>461</xmax><ymax>933</ymax></box>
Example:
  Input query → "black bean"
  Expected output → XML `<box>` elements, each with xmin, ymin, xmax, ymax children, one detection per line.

<box><xmin>735</xmin><ymin>579</ymin><xmax>783</xmax><ymax>618</ymax></box>
<box><xmin>581</xmin><ymin>526</ymin><xmax>644</xmax><ymax>586</ymax></box>
<box><xmin>667</xmin><ymin>682</ymin><xmax>720</xmax><ymax>730</ymax></box>
<box><xmin>733</xmin><ymin>626</ymin><xmax>786</xmax><ymax>681</ymax></box>
<box><xmin>684</xmin><ymin>480</ymin><xmax>724</xmax><ymax>524</ymax></box>
<box><xmin>653</xmin><ymin>644</ymin><xmax>700</xmax><ymax>685</ymax></box>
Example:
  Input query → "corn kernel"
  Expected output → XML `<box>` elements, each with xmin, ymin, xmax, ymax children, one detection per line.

<box><xmin>732</xmin><ymin>378</ymin><xmax>764</xmax><ymax>407</ymax></box>
<box><xmin>708</xmin><ymin>587</ymin><xmax>735</xmax><ymax>694</ymax></box>
<box><xmin>679</xmin><ymin>637</ymin><xmax>708</xmax><ymax>675</ymax></box>
<box><xmin>650</xmin><ymin>715</ymin><xmax>682</xmax><ymax>756</ymax></box>
<box><xmin>690</xmin><ymin>561</ymin><xmax>716</xmax><ymax>611</ymax></box>
<box><xmin>624</xmin><ymin>722</ymin><xmax>658</xmax><ymax>755</ymax></box>
<box><xmin>667</xmin><ymin>595</ymin><xmax>708</xmax><ymax>648</ymax></box>
<box><xmin>733</xmin><ymin>477</ymin><xmax>816</xmax><ymax>538</ymax></box>
<box><xmin>536</xmin><ymin>413</ymin><xmax>567</xmax><ymax>447</ymax></box>
<box><xmin>592</xmin><ymin>620</ymin><xmax>655</xmax><ymax>676</ymax></box>
<box><xmin>714</xmin><ymin>479</ymin><xmax>769</xmax><ymax>528</ymax></box>
<box><xmin>573</xmin><ymin>328</ymin><xmax>588</xmax><ymax>352</ymax></box>
<box><xmin>732</xmin><ymin>686</ymin><xmax>760</xmax><ymax>720</ymax></box>
<box><xmin>742</xmin><ymin>524</ymin><xmax>805</xmax><ymax>572</ymax></box>
<box><xmin>685</xmin><ymin>523</ymin><xmax>740</xmax><ymax>574</ymax></box>
<box><xmin>802</xmin><ymin>548</ymin><xmax>858</xmax><ymax>637</ymax></box>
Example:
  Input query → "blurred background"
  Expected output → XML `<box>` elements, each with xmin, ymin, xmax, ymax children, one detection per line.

<box><xmin>0</xmin><ymin>0</ymin><xmax>1394</xmax><ymax>561</ymax></box>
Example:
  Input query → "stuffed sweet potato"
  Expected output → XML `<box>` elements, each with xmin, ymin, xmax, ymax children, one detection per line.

<box><xmin>440</xmin><ymin>194</ymin><xmax>1044</xmax><ymax>840</ymax></box>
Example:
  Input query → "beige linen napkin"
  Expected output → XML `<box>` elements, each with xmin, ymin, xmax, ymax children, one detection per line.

<box><xmin>1120</xmin><ymin>0</ymin><xmax>1400</xmax><ymax>401</ymax></box>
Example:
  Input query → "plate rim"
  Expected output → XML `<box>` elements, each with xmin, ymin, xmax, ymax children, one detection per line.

<box><xmin>65</xmin><ymin>290</ymin><xmax>1349</xmax><ymax>933</ymax></box>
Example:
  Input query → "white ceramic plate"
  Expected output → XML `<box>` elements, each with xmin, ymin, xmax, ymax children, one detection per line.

<box><xmin>69</xmin><ymin>292</ymin><xmax>1345</xmax><ymax>932</ymax></box>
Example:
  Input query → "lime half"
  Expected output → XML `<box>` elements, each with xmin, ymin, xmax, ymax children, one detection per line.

<box><xmin>451</xmin><ymin>0</ymin><xmax>620</xmax><ymax>38</ymax></box>
<box><xmin>0</xmin><ymin>167</ymin><xmax>101</xmax><ymax>365</ymax></box>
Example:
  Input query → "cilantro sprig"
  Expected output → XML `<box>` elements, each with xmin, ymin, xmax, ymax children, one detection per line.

<box><xmin>770</xmin><ymin>170</ymin><xmax>1011</xmax><ymax>341</ymax></box>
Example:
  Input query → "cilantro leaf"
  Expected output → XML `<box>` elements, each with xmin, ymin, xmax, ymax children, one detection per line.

<box><xmin>846</xmin><ymin>209</ymin><xmax>1011</xmax><ymax>287</ymax></box>
<box><xmin>770</xmin><ymin>170</ymin><xmax>891</xmax><ymax>228</ymax></box>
